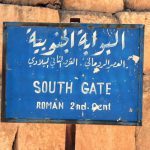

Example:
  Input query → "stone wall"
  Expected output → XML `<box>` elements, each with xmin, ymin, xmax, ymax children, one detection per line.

<box><xmin>0</xmin><ymin>0</ymin><xmax>150</xmax><ymax>150</ymax></box>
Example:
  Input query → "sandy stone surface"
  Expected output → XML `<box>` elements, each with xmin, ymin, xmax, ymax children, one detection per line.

<box><xmin>63</xmin><ymin>0</ymin><xmax>124</xmax><ymax>13</ymax></box>
<box><xmin>76</xmin><ymin>125</ymin><xmax>136</xmax><ymax>150</ymax></box>
<box><xmin>0</xmin><ymin>123</ymin><xmax>18</xmax><ymax>150</ymax></box>
<box><xmin>14</xmin><ymin>123</ymin><xmax>65</xmax><ymax>150</ymax></box>
<box><xmin>125</xmin><ymin>0</ymin><xmax>150</xmax><ymax>10</ymax></box>
<box><xmin>116</xmin><ymin>12</ymin><xmax>150</xmax><ymax>73</ymax></box>
<box><xmin>136</xmin><ymin>74</ymin><xmax>150</xmax><ymax>150</ymax></box>
<box><xmin>0</xmin><ymin>83</ymin><xmax>18</xmax><ymax>150</ymax></box>
<box><xmin>60</xmin><ymin>10</ymin><xmax>119</xmax><ymax>23</ymax></box>
<box><xmin>2</xmin><ymin>0</ymin><xmax>61</xmax><ymax>6</ymax></box>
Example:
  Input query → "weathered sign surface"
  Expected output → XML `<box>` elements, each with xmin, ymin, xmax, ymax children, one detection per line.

<box><xmin>2</xmin><ymin>23</ymin><xmax>144</xmax><ymax>125</ymax></box>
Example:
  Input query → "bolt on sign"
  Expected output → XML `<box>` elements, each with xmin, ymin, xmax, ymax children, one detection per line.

<box><xmin>1</xmin><ymin>23</ymin><xmax>144</xmax><ymax>125</ymax></box>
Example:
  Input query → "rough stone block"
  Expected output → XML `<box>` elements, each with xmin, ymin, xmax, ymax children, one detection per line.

<box><xmin>15</xmin><ymin>123</ymin><xmax>65</xmax><ymax>150</ymax></box>
<box><xmin>63</xmin><ymin>0</ymin><xmax>124</xmax><ymax>13</ymax></box>
<box><xmin>76</xmin><ymin>125</ymin><xmax>136</xmax><ymax>150</ymax></box>
<box><xmin>0</xmin><ymin>83</ymin><xmax>18</xmax><ymax>150</ymax></box>
<box><xmin>60</xmin><ymin>11</ymin><xmax>119</xmax><ymax>23</ymax></box>
<box><xmin>125</xmin><ymin>0</ymin><xmax>150</xmax><ymax>10</ymax></box>
<box><xmin>143</xmin><ymin>73</ymin><xmax>150</xmax><ymax>92</ymax></box>
<box><xmin>116</xmin><ymin>12</ymin><xmax>150</xmax><ymax>73</ymax></box>
<box><xmin>2</xmin><ymin>0</ymin><xmax>61</xmax><ymax>8</ymax></box>
<box><xmin>135</xmin><ymin>74</ymin><xmax>150</xmax><ymax>150</ymax></box>
<box><xmin>0</xmin><ymin>4</ymin><xmax>60</xmax><ymax>74</ymax></box>
<box><xmin>0</xmin><ymin>123</ymin><xmax>18</xmax><ymax>150</ymax></box>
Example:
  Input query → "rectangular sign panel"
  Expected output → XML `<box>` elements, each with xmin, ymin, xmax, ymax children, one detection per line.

<box><xmin>2</xmin><ymin>22</ymin><xmax>144</xmax><ymax>125</ymax></box>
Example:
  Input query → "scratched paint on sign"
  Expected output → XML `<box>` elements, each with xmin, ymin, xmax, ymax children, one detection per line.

<box><xmin>2</xmin><ymin>23</ymin><xmax>144</xmax><ymax>125</ymax></box>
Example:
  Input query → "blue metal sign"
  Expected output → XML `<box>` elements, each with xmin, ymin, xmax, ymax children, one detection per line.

<box><xmin>2</xmin><ymin>23</ymin><xmax>144</xmax><ymax>125</ymax></box>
